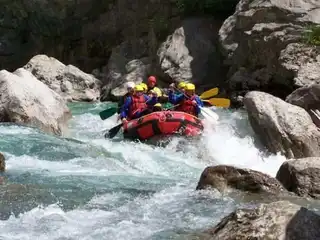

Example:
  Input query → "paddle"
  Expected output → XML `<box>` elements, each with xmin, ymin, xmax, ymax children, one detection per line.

<box><xmin>99</xmin><ymin>107</ymin><xmax>118</xmax><ymax>120</ymax></box>
<box><xmin>173</xmin><ymin>87</ymin><xmax>219</xmax><ymax>123</ymax></box>
<box><xmin>105</xmin><ymin>123</ymin><xmax>123</xmax><ymax>139</ymax></box>
<box><xmin>202</xmin><ymin>98</ymin><xmax>231</xmax><ymax>108</ymax></box>
<box><xmin>199</xmin><ymin>88</ymin><xmax>219</xmax><ymax>100</ymax></box>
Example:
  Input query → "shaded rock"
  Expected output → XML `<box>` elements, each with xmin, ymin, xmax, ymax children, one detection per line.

<box><xmin>0</xmin><ymin>152</ymin><xmax>5</xmax><ymax>172</ymax></box>
<box><xmin>219</xmin><ymin>0</ymin><xmax>320</xmax><ymax>97</ymax></box>
<box><xmin>276</xmin><ymin>158</ymin><xmax>320</xmax><ymax>199</ymax></box>
<box><xmin>244</xmin><ymin>91</ymin><xmax>320</xmax><ymax>158</ymax></box>
<box><xmin>196</xmin><ymin>165</ymin><xmax>286</xmax><ymax>195</ymax></box>
<box><xmin>0</xmin><ymin>68</ymin><xmax>71</xmax><ymax>135</ymax></box>
<box><xmin>100</xmin><ymin>40</ymin><xmax>151</xmax><ymax>100</ymax></box>
<box><xmin>24</xmin><ymin>55</ymin><xmax>102</xmax><ymax>102</ymax></box>
<box><xmin>157</xmin><ymin>18</ymin><xmax>225</xmax><ymax>86</ymax></box>
<box><xmin>0</xmin><ymin>0</ymin><xmax>180</xmax><ymax>73</ymax></box>
<box><xmin>286</xmin><ymin>83</ymin><xmax>320</xmax><ymax>110</ymax></box>
<box><xmin>205</xmin><ymin>201</ymin><xmax>320</xmax><ymax>240</ymax></box>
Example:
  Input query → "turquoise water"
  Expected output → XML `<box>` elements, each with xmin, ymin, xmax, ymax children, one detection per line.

<box><xmin>0</xmin><ymin>102</ymin><xmax>289</xmax><ymax>239</ymax></box>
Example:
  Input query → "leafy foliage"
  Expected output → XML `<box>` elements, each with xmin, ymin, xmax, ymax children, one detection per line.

<box><xmin>304</xmin><ymin>25</ymin><xmax>320</xmax><ymax>46</ymax></box>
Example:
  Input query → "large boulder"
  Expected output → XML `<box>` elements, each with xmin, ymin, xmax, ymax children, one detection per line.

<box><xmin>219</xmin><ymin>0</ymin><xmax>320</xmax><ymax>97</ymax></box>
<box><xmin>24</xmin><ymin>55</ymin><xmax>102</xmax><ymax>102</ymax></box>
<box><xmin>286</xmin><ymin>84</ymin><xmax>320</xmax><ymax>110</ymax></box>
<box><xmin>157</xmin><ymin>18</ymin><xmax>225</xmax><ymax>87</ymax></box>
<box><xmin>0</xmin><ymin>68</ymin><xmax>71</xmax><ymax>135</ymax></box>
<box><xmin>276</xmin><ymin>158</ymin><xmax>320</xmax><ymax>199</ymax></box>
<box><xmin>196</xmin><ymin>165</ymin><xmax>286</xmax><ymax>195</ymax></box>
<box><xmin>205</xmin><ymin>201</ymin><xmax>320</xmax><ymax>240</ymax></box>
<box><xmin>244</xmin><ymin>91</ymin><xmax>320</xmax><ymax>158</ymax></box>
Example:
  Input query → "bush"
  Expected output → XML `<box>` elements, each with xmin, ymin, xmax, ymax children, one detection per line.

<box><xmin>304</xmin><ymin>25</ymin><xmax>320</xmax><ymax>46</ymax></box>
<box><xmin>176</xmin><ymin>0</ymin><xmax>239</xmax><ymax>19</ymax></box>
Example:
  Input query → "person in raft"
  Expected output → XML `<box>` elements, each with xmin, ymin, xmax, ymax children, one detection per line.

<box><xmin>146</xmin><ymin>76</ymin><xmax>162</xmax><ymax>96</ymax></box>
<box><xmin>168</xmin><ymin>82</ymin><xmax>204</xmax><ymax>117</ymax></box>
<box><xmin>117</xmin><ymin>81</ymin><xmax>136</xmax><ymax>114</ymax></box>
<box><xmin>120</xmin><ymin>84</ymin><xmax>158</xmax><ymax>123</ymax></box>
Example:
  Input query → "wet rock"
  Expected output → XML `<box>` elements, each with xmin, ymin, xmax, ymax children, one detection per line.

<box><xmin>219</xmin><ymin>0</ymin><xmax>320</xmax><ymax>97</ymax></box>
<box><xmin>244</xmin><ymin>91</ymin><xmax>320</xmax><ymax>158</ymax></box>
<box><xmin>276</xmin><ymin>158</ymin><xmax>320</xmax><ymax>199</ymax></box>
<box><xmin>157</xmin><ymin>18</ymin><xmax>225</xmax><ymax>86</ymax></box>
<box><xmin>196</xmin><ymin>165</ymin><xmax>286</xmax><ymax>195</ymax></box>
<box><xmin>205</xmin><ymin>201</ymin><xmax>320</xmax><ymax>240</ymax></box>
<box><xmin>0</xmin><ymin>152</ymin><xmax>5</xmax><ymax>172</ymax></box>
<box><xmin>0</xmin><ymin>68</ymin><xmax>71</xmax><ymax>135</ymax></box>
<box><xmin>24</xmin><ymin>55</ymin><xmax>102</xmax><ymax>102</ymax></box>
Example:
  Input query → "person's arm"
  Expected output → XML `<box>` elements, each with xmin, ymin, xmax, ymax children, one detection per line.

<box><xmin>144</xmin><ymin>94</ymin><xmax>157</xmax><ymax>106</ymax></box>
<box><xmin>120</xmin><ymin>97</ymin><xmax>132</xmax><ymax>119</ymax></box>
<box><xmin>168</xmin><ymin>91</ymin><xmax>184</xmax><ymax>104</ymax></box>
<box><xmin>194</xmin><ymin>96</ymin><xmax>203</xmax><ymax>115</ymax></box>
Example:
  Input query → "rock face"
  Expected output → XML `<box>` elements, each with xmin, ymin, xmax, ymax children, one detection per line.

<box><xmin>196</xmin><ymin>165</ymin><xmax>286</xmax><ymax>195</ymax></box>
<box><xmin>24</xmin><ymin>55</ymin><xmax>102</xmax><ymax>102</ymax></box>
<box><xmin>206</xmin><ymin>201</ymin><xmax>320</xmax><ymax>240</ymax></box>
<box><xmin>219</xmin><ymin>0</ymin><xmax>320</xmax><ymax>97</ymax></box>
<box><xmin>244</xmin><ymin>91</ymin><xmax>320</xmax><ymax>158</ymax></box>
<box><xmin>276</xmin><ymin>158</ymin><xmax>320</xmax><ymax>199</ymax></box>
<box><xmin>0</xmin><ymin>68</ymin><xmax>71</xmax><ymax>135</ymax></box>
<box><xmin>157</xmin><ymin>18</ymin><xmax>225</xmax><ymax>87</ymax></box>
<box><xmin>0</xmin><ymin>0</ymin><xmax>180</xmax><ymax>73</ymax></box>
<box><xmin>100</xmin><ymin>40</ymin><xmax>151</xmax><ymax>100</ymax></box>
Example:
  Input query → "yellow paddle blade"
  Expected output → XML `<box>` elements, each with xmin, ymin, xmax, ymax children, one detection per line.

<box><xmin>199</xmin><ymin>88</ymin><xmax>219</xmax><ymax>99</ymax></box>
<box><xmin>204</xmin><ymin>98</ymin><xmax>231</xmax><ymax>108</ymax></box>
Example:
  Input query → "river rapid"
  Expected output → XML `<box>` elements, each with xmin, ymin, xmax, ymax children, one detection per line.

<box><xmin>0</xmin><ymin>102</ymin><xmax>288</xmax><ymax>239</ymax></box>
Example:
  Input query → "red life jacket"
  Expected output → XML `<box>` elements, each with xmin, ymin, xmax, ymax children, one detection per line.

<box><xmin>175</xmin><ymin>96</ymin><xmax>197</xmax><ymax>116</ymax></box>
<box><xmin>128</xmin><ymin>95</ymin><xmax>147</xmax><ymax>118</ymax></box>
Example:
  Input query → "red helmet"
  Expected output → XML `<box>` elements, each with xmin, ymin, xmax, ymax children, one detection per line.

<box><xmin>148</xmin><ymin>76</ymin><xmax>157</xmax><ymax>84</ymax></box>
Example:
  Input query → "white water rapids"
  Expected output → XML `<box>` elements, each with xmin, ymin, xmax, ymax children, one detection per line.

<box><xmin>0</xmin><ymin>102</ymin><xmax>287</xmax><ymax>239</ymax></box>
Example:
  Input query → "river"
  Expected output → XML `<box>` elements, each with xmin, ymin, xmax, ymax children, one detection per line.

<box><xmin>0</xmin><ymin>102</ymin><xmax>287</xmax><ymax>239</ymax></box>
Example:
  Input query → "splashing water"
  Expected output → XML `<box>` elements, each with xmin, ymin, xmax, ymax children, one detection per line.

<box><xmin>0</xmin><ymin>102</ymin><xmax>287</xmax><ymax>239</ymax></box>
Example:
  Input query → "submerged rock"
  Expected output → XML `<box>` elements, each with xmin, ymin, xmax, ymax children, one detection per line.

<box><xmin>244</xmin><ymin>91</ymin><xmax>320</xmax><ymax>158</ymax></box>
<box><xmin>219</xmin><ymin>0</ymin><xmax>320</xmax><ymax>97</ymax></box>
<box><xmin>157</xmin><ymin>18</ymin><xmax>225</xmax><ymax>87</ymax></box>
<box><xmin>24</xmin><ymin>55</ymin><xmax>102</xmax><ymax>102</ymax></box>
<box><xmin>205</xmin><ymin>201</ymin><xmax>320</xmax><ymax>240</ymax></box>
<box><xmin>0</xmin><ymin>68</ymin><xmax>71</xmax><ymax>135</ymax></box>
<box><xmin>276</xmin><ymin>158</ymin><xmax>320</xmax><ymax>199</ymax></box>
<box><xmin>196</xmin><ymin>165</ymin><xmax>286</xmax><ymax>195</ymax></box>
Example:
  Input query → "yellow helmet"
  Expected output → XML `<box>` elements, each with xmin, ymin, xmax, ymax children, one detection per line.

<box><xmin>153</xmin><ymin>87</ymin><xmax>162</xmax><ymax>97</ymax></box>
<box><xmin>177</xmin><ymin>81</ymin><xmax>186</xmax><ymax>89</ymax></box>
<box><xmin>185</xmin><ymin>83</ymin><xmax>195</xmax><ymax>91</ymax></box>
<box><xmin>134</xmin><ymin>84</ymin><xmax>144</xmax><ymax>92</ymax></box>
<box><xmin>140</xmin><ymin>83</ymin><xmax>148</xmax><ymax>91</ymax></box>
<box><xmin>154</xmin><ymin>103</ymin><xmax>162</xmax><ymax>107</ymax></box>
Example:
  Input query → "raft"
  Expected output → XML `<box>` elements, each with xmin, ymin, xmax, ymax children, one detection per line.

<box><xmin>123</xmin><ymin>111</ymin><xmax>204</xmax><ymax>141</ymax></box>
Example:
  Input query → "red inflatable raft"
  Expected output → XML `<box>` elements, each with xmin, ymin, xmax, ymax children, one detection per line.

<box><xmin>123</xmin><ymin>111</ymin><xmax>204</xmax><ymax>141</ymax></box>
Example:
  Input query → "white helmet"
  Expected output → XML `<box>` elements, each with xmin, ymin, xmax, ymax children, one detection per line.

<box><xmin>126</xmin><ymin>81</ymin><xmax>135</xmax><ymax>89</ymax></box>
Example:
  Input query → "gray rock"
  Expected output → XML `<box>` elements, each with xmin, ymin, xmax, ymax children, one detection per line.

<box><xmin>157</xmin><ymin>18</ymin><xmax>225</xmax><ymax>86</ymax></box>
<box><xmin>100</xmin><ymin>40</ymin><xmax>151</xmax><ymax>101</ymax></box>
<box><xmin>276</xmin><ymin>158</ymin><xmax>320</xmax><ymax>199</ymax></box>
<box><xmin>244</xmin><ymin>91</ymin><xmax>320</xmax><ymax>158</ymax></box>
<box><xmin>219</xmin><ymin>0</ymin><xmax>320</xmax><ymax>96</ymax></box>
<box><xmin>196</xmin><ymin>165</ymin><xmax>286</xmax><ymax>195</ymax></box>
<box><xmin>205</xmin><ymin>201</ymin><xmax>320</xmax><ymax>240</ymax></box>
<box><xmin>24</xmin><ymin>55</ymin><xmax>102</xmax><ymax>102</ymax></box>
<box><xmin>0</xmin><ymin>68</ymin><xmax>71</xmax><ymax>135</ymax></box>
<box><xmin>0</xmin><ymin>152</ymin><xmax>5</xmax><ymax>172</ymax></box>
<box><xmin>286</xmin><ymin>84</ymin><xmax>320</xmax><ymax>110</ymax></box>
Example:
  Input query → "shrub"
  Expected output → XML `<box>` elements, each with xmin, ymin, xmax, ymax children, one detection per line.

<box><xmin>304</xmin><ymin>25</ymin><xmax>320</xmax><ymax>46</ymax></box>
